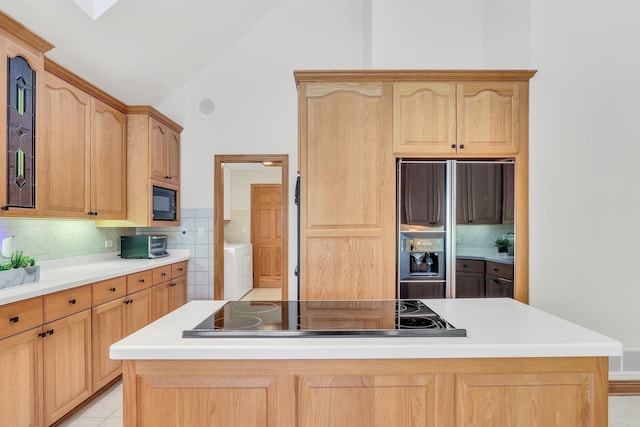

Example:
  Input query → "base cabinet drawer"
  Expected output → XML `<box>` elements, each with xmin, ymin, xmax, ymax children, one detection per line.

<box><xmin>0</xmin><ymin>296</ymin><xmax>43</xmax><ymax>339</ymax></box>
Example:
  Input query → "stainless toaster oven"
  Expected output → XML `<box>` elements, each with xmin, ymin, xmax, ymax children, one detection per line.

<box><xmin>120</xmin><ymin>235</ymin><xmax>169</xmax><ymax>259</ymax></box>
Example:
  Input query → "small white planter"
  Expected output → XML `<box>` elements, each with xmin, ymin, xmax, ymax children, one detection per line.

<box><xmin>0</xmin><ymin>265</ymin><xmax>40</xmax><ymax>289</ymax></box>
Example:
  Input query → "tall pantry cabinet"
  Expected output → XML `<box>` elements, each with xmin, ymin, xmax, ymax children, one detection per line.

<box><xmin>295</xmin><ymin>70</ymin><xmax>535</xmax><ymax>302</ymax></box>
<box><xmin>295</xmin><ymin>76</ymin><xmax>396</xmax><ymax>300</ymax></box>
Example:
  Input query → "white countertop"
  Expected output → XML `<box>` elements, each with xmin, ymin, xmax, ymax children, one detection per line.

<box><xmin>456</xmin><ymin>247</ymin><xmax>515</xmax><ymax>264</ymax></box>
<box><xmin>0</xmin><ymin>249</ymin><xmax>191</xmax><ymax>306</ymax></box>
<box><xmin>110</xmin><ymin>298</ymin><xmax>622</xmax><ymax>360</ymax></box>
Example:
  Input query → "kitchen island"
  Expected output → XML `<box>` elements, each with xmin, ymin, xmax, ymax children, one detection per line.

<box><xmin>111</xmin><ymin>298</ymin><xmax>621</xmax><ymax>426</ymax></box>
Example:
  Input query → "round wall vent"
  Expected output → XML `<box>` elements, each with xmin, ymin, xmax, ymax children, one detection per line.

<box><xmin>195</xmin><ymin>98</ymin><xmax>215</xmax><ymax>120</ymax></box>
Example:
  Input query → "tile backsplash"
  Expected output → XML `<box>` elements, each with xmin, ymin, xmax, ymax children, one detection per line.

<box><xmin>137</xmin><ymin>208</ymin><xmax>212</xmax><ymax>301</ymax></box>
<box><xmin>0</xmin><ymin>209</ymin><xmax>212</xmax><ymax>302</ymax></box>
<box><xmin>0</xmin><ymin>218</ymin><xmax>134</xmax><ymax>262</ymax></box>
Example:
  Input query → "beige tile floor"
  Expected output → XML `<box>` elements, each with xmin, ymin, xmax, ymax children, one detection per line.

<box><xmin>240</xmin><ymin>287</ymin><xmax>282</xmax><ymax>301</ymax></box>
<box><xmin>59</xmin><ymin>379</ymin><xmax>640</xmax><ymax>426</ymax></box>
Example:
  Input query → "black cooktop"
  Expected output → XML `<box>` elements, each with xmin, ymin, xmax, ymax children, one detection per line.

<box><xmin>182</xmin><ymin>300</ymin><xmax>466</xmax><ymax>338</ymax></box>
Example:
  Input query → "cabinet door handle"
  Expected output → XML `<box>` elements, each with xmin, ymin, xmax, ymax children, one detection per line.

<box><xmin>459</xmin><ymin>144</ymin><xmax>465</xmax><ymax>149</ymax></box>
<box><xmin>9</xmin><ymin>316</ymin><xmax>19</xmax><ymax>323</ymax></box>
<box><xmin>39</xmin><ymin>332</ymin><xmax>47</xmax><ymax>338</ymax></box>
<box><xmin>451</xmin><ymin>144</ymin><xmax>456</xmax><ymax>149</ymax></box>
<box><xmin>169</xmin><ymin>282</ymin><xmax>176</xmax><ymax>287</ymax></box>
<box><xmin>69</xmin><ymin>299</ymin><xmax>76</xmax><ymax>305</ymax></box>
<box><xmin>165</xmin><ymin>175</ymin><xmax>172</xmax><ymax>179</ymax></box>
<box><xmin>110</xmin><ymin>287</ymin><xmax>117</xmax><ymax>292</ymax></box>
<box><xmin>47</xmin><ymin>329</ymin><xmax>54</xmax><ymax>335</ymax></box>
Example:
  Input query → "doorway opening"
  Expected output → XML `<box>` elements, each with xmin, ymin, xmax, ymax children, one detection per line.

<box><xmin>213</xmin><ymin>154</ymin><xmax>289</xmax><ymax>301</ymax></box>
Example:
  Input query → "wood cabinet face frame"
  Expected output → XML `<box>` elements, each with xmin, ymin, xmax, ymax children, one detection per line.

<box><xmin>295</xmin><ymin>70</ymin><xmax>534</xmax><ymax>303</ymax></box>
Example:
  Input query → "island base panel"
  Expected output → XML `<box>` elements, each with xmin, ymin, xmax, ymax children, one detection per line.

<box><xmin>123</xmin><ymin>357</ymin><xmax>607</xmax><ymax>427</ymax></box>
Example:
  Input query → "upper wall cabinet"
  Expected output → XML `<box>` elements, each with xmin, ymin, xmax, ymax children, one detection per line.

<box><xmin>0</xmin><ymin>13</ymin><xmax>53</xmax><ymax>217</ymax></box>
<box><xmin>96</xmin><ymin>107</ymin><xmax>182</xmax><ymax>227</ymax></box>
<box><xmin>392</xmin><ymin>71</ymin><xmax>534</xmax><ymax>157</ymax></box>
<box><xmin>393</xmin><ymin>82</ymin><xmax>456</xmax><ymax>155</ymax></box>
<box><xmin>150</xmin><ymin>118</ymin><xmax>180</xmax><ymax>185</ymax></box>
<box><xmin>40</xmin><ymin>69</ymin><xmax>126</xmax><ymax>220</ymax></box>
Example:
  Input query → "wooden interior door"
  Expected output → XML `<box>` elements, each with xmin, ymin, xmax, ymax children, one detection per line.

<box><xmin>251</xmin><ymin>184</ymin><xmax>282</xmax><ymax>288</ymax></box>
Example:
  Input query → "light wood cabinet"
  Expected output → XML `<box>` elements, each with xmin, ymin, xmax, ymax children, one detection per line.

<box><xmin>40</xmin><ymin>71</ymin><xmax>126</xmax><ymax>219</ymax></box>
<box><xmin>150</xmin><ymin>117</ymin><xmax>180</xmax><ymax>184</ymax></box>
<box><xmin>96</xmin><ymin>107</ymin><xmax>183</xmax><ymax>227</ymax></box>
<box><xmin>89</xmin><ymin>98</ymin><xmax>127</xmax><ymax>219</ymax></box>
<box><xmin>457</xmin><ymin>81</ymin><xmax>522</xmax><ymax>155</ymax></box>
<box><xmin>296</xmin><ymin>77</ymin><xmax>395</xmax><ymax>300</ymax></box>
<box><xmin>0</xmin><ymin>327</ymin><xmax>43</xmax><ymax>426</ymax></box>
<box><xmin>122</xmin><ymin>356</ymin><xmax>607</xmax><ymax>427</ymax></box>
<box><xmin>0</xmin><ymin>296</ymin><xmax>43</xmax><ymax>339</ymax></box>
<box><xmin>92</xmin><ymin>296</ymin><xmax>125</xmax><ymax>391</ymax></box>
<box><xmin>91</xmin><ymin>276</ymin><xmax>127</xmax><ymax>391</ymax></box>
<box><xmin>0</xmin><ymin>260</ymin><xmax>188</xmax><ymax>426</ymax></box>
<box><xmin>296</xmin><ymin>70</ymin><xmax>534</xmax><ymax>302</ymax></box>
<box><xmin>152</xmin><ymin>263</ymin><xmax>187</xmax><ymax>320</ymax></box>
<box><xmin>124</xmin><ymin>288</ymin><xmax>152</xmax><ymax>336</ymax></box>
<box><xmin>393</xmin><ymin>82</ymin><xmax>457</xmax><ymax>155</ymax></box>
<box><xmin>394</xmin><ymin>80</ymin><xmax>526</xmax><ymax>156</ymax></box>
<box><xmin>0</xmin><ymin>13</ymin><xmax>52</xmax><ymax>217</ymax></box>
<box><xmin>42</xmin><ymin>309</ymin><xmax>92</xmax><ymax>425</ymax></box>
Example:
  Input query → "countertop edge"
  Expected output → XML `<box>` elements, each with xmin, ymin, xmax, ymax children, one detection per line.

<box><xmin>110</xmin><ymin>300</ymin><xmax>623</xmax><ymax>361</ymax></box>
<box><xmin>0</xmin><ymin>249</ymin><xmax>191</xmax><ymax>305</ymax></box>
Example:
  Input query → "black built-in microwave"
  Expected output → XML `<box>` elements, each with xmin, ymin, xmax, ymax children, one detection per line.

<box><xmin>152</xmin><ymin>185</ymin><xmax>177</xmax><ymax>221</ymax></box>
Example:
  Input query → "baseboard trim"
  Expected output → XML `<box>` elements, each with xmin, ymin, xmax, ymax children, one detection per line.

<box><xmin>609</xmin><ymin>380</ymin><xmax>640</xmax><ymax>395</ymax></box>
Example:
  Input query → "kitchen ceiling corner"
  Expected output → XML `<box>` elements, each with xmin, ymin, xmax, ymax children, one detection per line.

<box><xmin>0</xmin><ymin>0</ymin><xmax>285</xmax><ymax>105</ymax></box>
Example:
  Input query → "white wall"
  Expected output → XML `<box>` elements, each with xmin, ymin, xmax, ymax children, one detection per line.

<box><xmin>528</xmin><ymin>0</ymin><xmax>640</xmax><ymax>349</ymax></box>
<box><xmin>158</xmin><ymin>0</ymin><xmax>638</xmax><ymax>356</ymax></box>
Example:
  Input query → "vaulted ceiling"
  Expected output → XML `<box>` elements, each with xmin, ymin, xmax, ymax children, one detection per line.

<box><xmin>0</xmin><ymin>0</ymin><xmax>284</xmax><ymax>105</ymax></box>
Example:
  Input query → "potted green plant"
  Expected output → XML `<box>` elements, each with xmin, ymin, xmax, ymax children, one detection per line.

<box><xmin>494</xmin><ymin>237</ymin><xmax>511</xmax><ymax>254</ymax></box>
<box><xmin>0</xmin><ymin>250</ymin><xmax>39</xmax><ymax>289</ymax></box>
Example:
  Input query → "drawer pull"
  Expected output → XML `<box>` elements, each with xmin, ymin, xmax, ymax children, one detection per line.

<box><xmin>139</xmin><ymin>278</ymin><xmax>145</xmax><ymax>283</ymax></box>
<box><xmin>161</xmin><ymin>272</ymin><xmax>167</xmax><ymax>277</ymax></box>
<box><xmin>177</xmin><ymin>267</ymin><xmax>184</xmax><ymax>271</ymax></box>
<box><xmin>69</xmin><ymin>299</ymin><xmax>77</xmax><ymax>305</ymax></box>
<box><xmin>9</xmin><ymin>316</ymin><xmax>19</xmax><ymax>323</ymax></box>
<box><xmin>110</xmin><ymin>287</ymin><xmax>117</xmax><ymax>292</ymax></box>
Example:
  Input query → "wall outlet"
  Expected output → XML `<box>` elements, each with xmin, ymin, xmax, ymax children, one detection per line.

<box><xmin>104</xmin><ymin>239</ymin><xmax>113</xmax><ymax>248</ymax></box>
